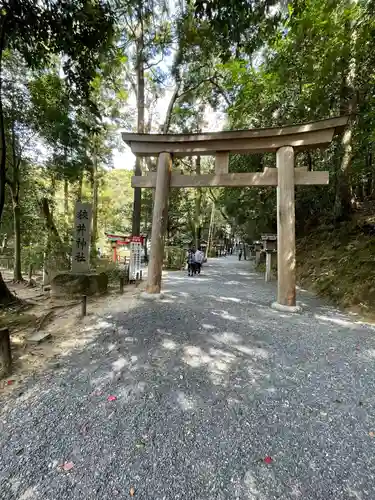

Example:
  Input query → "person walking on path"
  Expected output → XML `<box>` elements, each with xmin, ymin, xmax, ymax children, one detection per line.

<box><xmin>195</xmin><ymin>247</ymin><xmax>204</xmax><ymax>274</ymax></box>
<box><xmin>187</xmin><ymin>248</ymin><xmax>196</xmax><ymax>276</ymax></box>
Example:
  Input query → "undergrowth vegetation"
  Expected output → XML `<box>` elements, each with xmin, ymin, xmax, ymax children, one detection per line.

<box><xmin>297</xmin><ymin>214</ymin><xmax>375</xmax><ymax>314</ymax></box>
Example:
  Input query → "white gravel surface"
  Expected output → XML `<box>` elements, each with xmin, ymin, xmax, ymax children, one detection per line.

<box><xmin>1</xmin><ymin>256</ymin><xmax>375</xmax><ymax>499</ymax></box>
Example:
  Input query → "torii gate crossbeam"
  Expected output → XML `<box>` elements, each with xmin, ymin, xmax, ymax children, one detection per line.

<box><xmin>123</xmin><ymin>116</ymin><xmax>348</xmax><ymax>312</ymax></box>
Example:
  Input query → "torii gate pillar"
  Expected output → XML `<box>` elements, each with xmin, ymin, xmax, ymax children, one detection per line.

<box><xmin>146</xmin><ymin>152</ymin><xmax>171</xmax><ymax>295</ymax></box>
<box><xmin>276</xmin><ymin>146</ymin><xmax>296</xmax><ymax>308</ymax></box>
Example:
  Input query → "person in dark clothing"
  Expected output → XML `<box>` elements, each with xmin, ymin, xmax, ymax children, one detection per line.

<box><xmin>238</xmin><ymin>249</ymin><xmax>242</xmax><ymax>261</ymax></box>
<box><xmin>187</xmin><ymin>248</ymin><xmax>196</xmax><ymax>276</ymax></box>
<box><xmin>195</xmin><ymin>247</ymin><xmax>204</xmax><ymax>274</ymax></box>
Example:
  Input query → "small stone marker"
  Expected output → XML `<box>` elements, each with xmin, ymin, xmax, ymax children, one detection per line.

<box><xmin>261</xmin><ymin>234</ymin><xmax>277</xmax><ymax>282</ymax></box>
<box><xmin>71</xmin><ymin>202</ymin><xmax>92</xmax><ymax>273</ymax></box>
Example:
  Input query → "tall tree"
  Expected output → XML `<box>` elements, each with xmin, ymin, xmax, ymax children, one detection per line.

<box><xmin>210</xmin><ymin>0</ymin><xmax>375</xmax><ymax>239</ymax></box>
<box><xmin>116</xmin><ymin>0</ymin><xmax>172</xmax><ymax>235</ymax></box>
<box><xmin>0</xmin><ymin>0</ymin><xmax>114</xmax><ymax>301</ymax></box>
<box><xmin>194</xmin><ymin>0</ymin><xmax>279</xmax><ymax>60</ymax></box>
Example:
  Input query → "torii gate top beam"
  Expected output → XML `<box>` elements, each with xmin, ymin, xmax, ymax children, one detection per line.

<box><xmin>122</xmin><ymin>116</ymin><xmax>348</xmax><ymax>157</ymax></box>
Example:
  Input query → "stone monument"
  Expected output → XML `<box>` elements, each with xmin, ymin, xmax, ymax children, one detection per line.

<box><xmin>50</xmin><ymin>202</ymin><xmax>108</xmax><ymax>298</ymax></box>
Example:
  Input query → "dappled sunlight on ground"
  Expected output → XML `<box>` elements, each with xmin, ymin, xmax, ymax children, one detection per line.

<box><xmin>0</xmin><ymin>289</ymin><xmax>141</xmax><ymax>399</ymax></box>
<box><xmin>175</xmin><ymin>390</ymin><xmax>197</xmax><ymax>411</ymax></box>
<box><xmin>116</xmin><ymin>381</ymin><xmax>146</xmax><ymax>402</ymax></box>
<box><xmin>223</xmin><ymin>279</ymin><xmax>244</xmax><ymax>285</ymax></box>
<box><xmin>182</xmin><ymin>344</ymin><xmax>237</xmax><ymax>386</ymax></box>
<box><xmin>161</xmin><ymin>338</ymin><xmax>179</xmax><ymax>351</ymax></box>
<box><xmin>314</xmin><ymin>313</ymin><xmax>361</xmax><ymax>329</ymax></box>
<box><xmin>211</xmin><ymin>332</ymin><xmax>269</xmax><ymax>360</ymax></box>
<box><xmin>207</xmin><ymin>294</ymin><xmax>242</xmax><ymax>304</ymax></box>
<box><xmin>210</xmin><ymin>309</ymin><xmax>240</xmax><ymax>322</ymax></box>
<box><xmin>2</xmin><ymin>257</ymin><xmax>375</xmax><ymax>499</ymax></box>
<box><xmin>164</xmin><ymin>275</ymin><xmax>214</xmax><ymax>284</ymax></box>
<box><xmin>201</xmin><ymin>323</ymin><xmax>215</xmax><ymax>330</ymax></box>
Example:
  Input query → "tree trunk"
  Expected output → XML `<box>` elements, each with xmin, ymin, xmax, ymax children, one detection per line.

<box><xmin>334</xmin><ymin>9</ymin><xmax>357</xmax><ymax>220</ymax></box>
<box><xmin>364</xmin><ymin>147</ymin><xmax>372</xmax><ymax>198</ymax></box>
<box><xmin>0</xmin><ymin>19</ymin><xmax>21</xmax><ymax>301</ymax></box>
<box><xmin>50</xmin><ymin>175</ymin><xmax>56</xmax><ymax>217</ymax></box>
<box><xmin>0</xmin><ymin>15</ymin><xmax>7</xmax><ymax>222</ymax></box>
<box><xmin>77</xmin><ymin>171</ymin><xmax>83</xmax><ymax>201</ymax></box>
<box><xmin>1</xmin><ymin>234</ymin><xmax>7</xmax><ymax>252</ymax></box>
<box><xmin>334</xmin><ymin>116</ymin><xmax>355</xmax><ymax>220</ymax></box>
<box><xmin>163</xmin><ymin>83</ymin><xmax>180</xmax><ymax>134</ymax></box>
<box><xmin>132</xmin><ymin>159</ymin><xmax>142</xmax><ymax>236</ymax></box>
<box><xmin>0</xmin><ymin>271</ymin><xmax>16</xmax><ymax>304</ymax></box>
<box><xmin>306</xmin><ymin>151</ymin><xmax>312</xmax><ymax>171</ymax></box>
<box><xmin>28</xmin><ymin>263</ymin><xmax>33</xmax><ymax>281</ymax></box>
<box><xmin>8</xmin><ymin>154</ymin><xmax>22</xmax><ymax>282</ymax></box>
<box><xmin>206</xmin><ymin>201</ymin><xmax>215</xmax><ymax>259</ymax></box>
<box><xmin>132</xmin><ymin>11</ymin><xmax>145</xmax><ymax>236</ymax></box>
<box><xmin>64</xmin><ymin>178</ymin><xmax>69</xmax><ymax>244</ymax></box>
<box><xmin>12</xmin><ymin>201</ymin><xmax>22</xmax><ymax>281</ymax></box>
<box><xmin>40</xmin><ymin>198</ymin><xmax>69</xmax><ymax>267</ymax></box>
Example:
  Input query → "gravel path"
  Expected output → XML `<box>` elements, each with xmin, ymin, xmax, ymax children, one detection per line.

<box><xmin>1</xmin><ymin>256</ymin><xmax>375</xmax><ymax>500</ymax></box>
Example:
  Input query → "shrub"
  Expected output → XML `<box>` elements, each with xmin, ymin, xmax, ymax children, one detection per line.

<box><xmin>164</xmin><ymin>246</ymin><xmax>186</xmax><ymax>270</ymax></box>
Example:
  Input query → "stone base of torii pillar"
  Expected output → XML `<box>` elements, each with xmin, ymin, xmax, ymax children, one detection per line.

<box><xmin>271</xmin><ymin>302</ymin><xmax>302</xmax><ymax>314</ymax></box>
<box><xmin>140</xmin><ymin>291</ymin><xmax>164</xmax><ymax>300</ymax></box>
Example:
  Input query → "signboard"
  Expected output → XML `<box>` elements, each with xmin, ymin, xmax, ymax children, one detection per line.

<box><xmin>129</xmin><ymin>237</ymin><xmax>142</xmax><ymax>280</ymax></box>
<box><xmin>105</xmin><ymin>233</ymin><xmax>145</xmax><ymax>246</ymax></box>
<box><xmin>106</xmin><ymin>234</ymin><xmax>131</xmax><ymax>244</ymax></box>
<box><xmin>130</xmin><ymin>236</ymin><xmax>144</xmax><ymax>244</ymax></box>
<box><xmin>261</xmin><ymin>234</ymin><xmax>277</xmax><ymax>241</ymax></box>
<box><xmin>71</xmin><ymin>202</ymin><xmax>92</xmax><ymax>273</ymax></box>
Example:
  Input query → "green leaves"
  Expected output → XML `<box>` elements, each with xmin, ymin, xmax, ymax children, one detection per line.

<box><xmin>194</xmin><ymin>0</ymin><xmax>280</xmax><ymax>59</ymax></box>
<box><xmin>206</xmin><ymin>0</ymin><xmax>375</xmax><ymax>234</ymax></box>
<box><xmin>2</xmin><ymin>0</ymin><xmax>115</xmax><ymax>101</ymax></box>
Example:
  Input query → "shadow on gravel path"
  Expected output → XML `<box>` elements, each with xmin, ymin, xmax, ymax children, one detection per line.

<box><xmin>1</xmin><ymin>257</ymin><xmax>375</xmax><ymax>499</ymax></box>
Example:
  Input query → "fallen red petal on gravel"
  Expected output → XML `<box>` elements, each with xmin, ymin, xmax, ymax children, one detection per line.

<box><xmin>107</xmin><ymin>395</ymin><xmax>117</xmax><ymax>402</ymax></box>
<box><xmin>61</xmin><ymin>461</ymin><xmax>74</xmax><ymax>471</ymax></box>
<box><xmin>264</xmin><ymin>456</ymin><xmax>273</xmax><ymax>464</ymax></box>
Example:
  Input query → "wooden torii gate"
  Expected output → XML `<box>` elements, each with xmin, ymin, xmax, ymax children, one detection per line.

<box><xmin>123</xmin><ymin>116</ymin><xmax>348</xmax><ymax>311</ymax></box>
